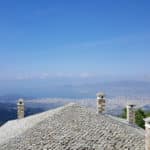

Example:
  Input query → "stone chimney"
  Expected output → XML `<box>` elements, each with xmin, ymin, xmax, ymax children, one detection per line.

<box><xmin>144</xmin><ymin>117</ymin><xmax>150</xmax><ymax>150</ymax></box>
<box><xmin>17</xmin><ymin>98</ymin><xmax>25</xmax><ymax>119</ymax></box>
<box><xmin>126</xmin><ymin>104</ymin><xmax>136</xmax><ymax>124</ymax></box>
<box><xmin>96</xmin><ymin>92</ymin><xmax>106</xmax><ymax>114</ymax></box>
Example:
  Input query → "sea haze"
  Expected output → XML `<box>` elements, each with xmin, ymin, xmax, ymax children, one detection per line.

<box><xmin>0</xmin><ymin>79</ymin><xmax>150</xmax><ymax>125</ymax></box>
<box><xmin>0</xmin><ymin>79</ymin><xmax>150</xmax><ymax>98</ymax></box>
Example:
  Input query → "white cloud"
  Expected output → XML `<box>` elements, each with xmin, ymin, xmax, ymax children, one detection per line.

<box><xmin>13</xmin><ymin>72</ymin><xmax>96</xmax><ymax>80</ymax></box>
<box><xmin>79</xmin><ymin>73</ymin><xmax>94</xmax><ymax>78</ymax></box>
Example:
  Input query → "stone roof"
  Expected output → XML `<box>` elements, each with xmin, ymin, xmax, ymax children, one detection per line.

<box><xmin>0</xmin><ymin>103</ymin><xmax>145</xmax><ymax>150</ymax></box>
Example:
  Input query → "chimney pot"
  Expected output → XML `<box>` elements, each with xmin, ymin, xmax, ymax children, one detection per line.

<box><xmin>144</xmin><ymin>117</ymin><xmax>150</xmax><ymax>150</ymax></box>
<box><xmin>97</xmin><ymin>92</ymin><xmax>106</xmax><ymax>114</ymax></box>
<box><xmin>126</xmin><ymin>104</ymin><xmax>136</xmax><ymax>124</ymax></box>
<box><xmin>17</xmin><ymin>98</ymin><xmax>25</xmax><ymax>119</ymax></box>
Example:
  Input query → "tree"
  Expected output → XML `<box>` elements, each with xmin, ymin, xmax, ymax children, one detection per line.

<box><xmin>121</xmin><ymin>108</ymin><xmax>146</xmax><ymax>129</ymax></box>
<box><xmin>135</xmin><ymin>109</ymin><xmax>146</xmax><ymax>129</ymax></box>
<box><xmin>121</xmin><ymin>108</ymin><xmax>127</xmax><ymax>119</ymax></box>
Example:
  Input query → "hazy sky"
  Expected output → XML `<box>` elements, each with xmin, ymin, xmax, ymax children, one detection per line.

<box><xmin>0</xmin><ymin>0</ymin><xmax>150</xmax><ymax>81</ymax></box>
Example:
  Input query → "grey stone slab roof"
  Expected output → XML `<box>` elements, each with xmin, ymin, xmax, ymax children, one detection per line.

<box><xmin>0</xmin><ymin>103</ymin><xmax>145</xmax><ymax>150</ymax></box>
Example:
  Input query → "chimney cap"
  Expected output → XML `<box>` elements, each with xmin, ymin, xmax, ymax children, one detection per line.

<box><xmin>127</xmin><ymin>104</ymin><xmax>136</xmax><ymax>108</ymax></box>
<box><xmin>18</xmin><ymin>98</ymin><xmax>24</xmax><ymax>105</ymax></box>
<box><xmin>97</xmin><ymin>92</ymin><xmax>105</xmax><ymax>98</ymax></box>
<box><xmin>144</xmin><ymin>117</ymin><xmax>150</xmax><ymax>123</ymax></box>
<box><xmin>144</xmin><ymin>117</ymin><xmax>150</xmax><ymax>128</ymax></box>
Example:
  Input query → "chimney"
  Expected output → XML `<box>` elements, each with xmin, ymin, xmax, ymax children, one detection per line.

<box><xmin>144</xmin><ymin>117</ymin><xmax>150</xmax><ymax>150</ymax></box>
<box><xmin>96</xmin><ymin>92</ymin><xmax>106</xmax><ymax>114</ymax></box>
<box><xmin>126</xmin><ymin>104</ymin><xmax>136</xmax><ymax>124</ymax></box>
<box><xmin>17</xmin><ymin>98</ymin><xmax>25</xmax><ymax>119</ymax></box>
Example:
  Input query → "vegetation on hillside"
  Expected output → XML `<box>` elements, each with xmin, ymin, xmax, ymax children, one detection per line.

<box><xmin>121</xmin><ymin>108</ymin><xmax>150</xmax><ymax>129</ymax></box>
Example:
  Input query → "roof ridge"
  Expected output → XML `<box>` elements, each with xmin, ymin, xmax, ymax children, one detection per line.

<box><xmin>0</xmin><ymin>103</ymin><xmax>145</xmax><ymax>150</ymax></box>
<box><xmin>0</xmin><ymin>103</ymin><xmax>77</xmax><ymax>145</ymax></box>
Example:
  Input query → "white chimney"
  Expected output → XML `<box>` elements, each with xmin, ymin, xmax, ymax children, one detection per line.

<box><xmin>126</xmin><ymin>104</ymin><xmax>136</xmax><ymax>124</ymax></box>
<box><xmin>17</xmin><ymin>98</ymin><xmax>25</xmax><ymax>119</ymax></box>
<box><xmin>144</xmin><ymin>117</ymin><xmax>150</xmax><ymax>150</ymax></box>
<box><xmin>96</xmin><ymin>92</ymin><xmax>106</xmax><ymax>114</ymax></box>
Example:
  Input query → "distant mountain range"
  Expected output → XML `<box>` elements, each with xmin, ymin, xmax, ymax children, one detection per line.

<box><xmin>0</xmin><ymin>80</ymin><xmax>150</xmax><ymax>125</ymax></box>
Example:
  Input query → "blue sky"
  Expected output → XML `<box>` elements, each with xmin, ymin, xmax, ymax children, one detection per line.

<box><xmin>0</xmin><ymin>0</ymin><xmax>150</xmax><ymax>82</ymax></box>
